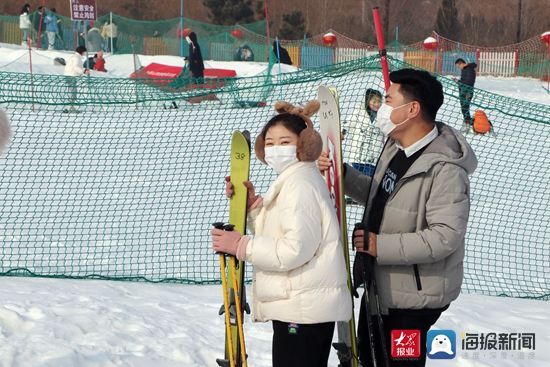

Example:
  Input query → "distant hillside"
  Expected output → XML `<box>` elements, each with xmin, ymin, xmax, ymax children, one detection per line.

<box><xmin>2</xmin><ymin>0</ymin><xmax>549</xmax><ymax>46</ymax></box>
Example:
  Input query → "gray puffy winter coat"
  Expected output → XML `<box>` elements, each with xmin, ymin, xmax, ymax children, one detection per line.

<box><xmin>344</xmin><ymin>122</ymin><xmax>477</xmax><ymax>314</ymax></box>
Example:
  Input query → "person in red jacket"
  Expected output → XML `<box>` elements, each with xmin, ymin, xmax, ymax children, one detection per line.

<box><xmin>93</xmin><ymin>50</ymin><xmax>107</xmax><ymax>72</ymax></box>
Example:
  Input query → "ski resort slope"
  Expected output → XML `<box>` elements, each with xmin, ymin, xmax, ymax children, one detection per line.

<box><xmin>0</xmin><ymin>42</ymin><xmax>548</xmax><ymax>366</ymax></box>
<box><xmin>0</xmin><ymin>42</ymin><xmax>298</xmax><ymax>78</ymax></box>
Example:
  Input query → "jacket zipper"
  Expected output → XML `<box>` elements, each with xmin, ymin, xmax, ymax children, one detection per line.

<box><xmin>413</xmin><ymin>264</ymin><xmax>422</xmax><ymax>291</ymax></box>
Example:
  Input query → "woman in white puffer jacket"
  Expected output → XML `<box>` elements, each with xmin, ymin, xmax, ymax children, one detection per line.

<box><xmin>19</xmin><ymin>4</ymin><xmax>32</xmax><ymax>46</ymax></box>
<box><xmin>212</xmin><ymin>100</ymin><xmax>352</xmax><ymax>367</ymax></box>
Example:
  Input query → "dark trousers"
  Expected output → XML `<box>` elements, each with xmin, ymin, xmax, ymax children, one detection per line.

<box><xmin>272</xmin><ymin>320</ymin><xmax>335</xmax><ymax>367</ymax></box>
<box><xmin>357</xmin><ymin>293</ymin><xmax>446</xmax><ymax>367</ymax></box>
<box><xmin>459</xmin><ymin>86</ymin><xmax>474</xmax><ymax>124</ymax></box>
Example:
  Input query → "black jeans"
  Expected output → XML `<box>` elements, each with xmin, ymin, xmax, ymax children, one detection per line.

<box><xmin>459</xmin><ymin>85</ymin><xmax>474</xmax><ymax>124</ymax></box>
<box><xmin>272</xmin><ymin>320</ymin><xmax>335</xmax><ymax>367</ymax></box>
<box><xmin>357</xmin><ymin>293</ymin><xmax>447</xmax><ymax>367</ymax></box>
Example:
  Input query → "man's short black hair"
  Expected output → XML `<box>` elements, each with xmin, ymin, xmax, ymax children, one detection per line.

<box><xmin>389</xmin><ymin>68</ymin><xmax>443</xmax><ymax>122</ymax></box>
<box><xmin>455</xmin><ymin>58</ymin><xmax>466</xmax><ymax>64</ymax></box>
<box><xmin>76</xmin><ymin>46</ymin><xmax>87</xmax><ymax>55</ymax></box>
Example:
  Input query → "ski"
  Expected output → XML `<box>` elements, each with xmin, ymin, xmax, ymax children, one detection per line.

<box><xmin>215</xmin><ymin>130</ymin><xmax>251</xmax><ymax>367</ymax></box>
<box><xmin>318</xmin><ymin>86</ymin><xmax>360</xmax><ymax>367</ymax></box>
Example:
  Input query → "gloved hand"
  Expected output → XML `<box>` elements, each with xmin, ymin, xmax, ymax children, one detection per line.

<box><xmin>211</xmin><ymin>227</ymin><xmax>242</xmax><ymax>256</ymax></box>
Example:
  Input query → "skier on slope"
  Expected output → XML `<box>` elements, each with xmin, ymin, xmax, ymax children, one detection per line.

<box><xmin>319</xmin><ymin>69</ymin><xmax>478</xmax><ymax>366</ymax></box>
<box><xmin>212</xmin><ymin>100</ymin><xmax>352</xmax><ymax>367</ymax></box>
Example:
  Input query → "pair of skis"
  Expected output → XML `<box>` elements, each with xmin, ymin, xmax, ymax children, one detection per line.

<box><xmin>215</xmin><ymin>131</ymin><xmax>251</xmax><ymax>367</ymax></box>
<box><xmin>318</xmin><ymin>86</ymin><xmax>389</xmax><ymax>367</ymax></box>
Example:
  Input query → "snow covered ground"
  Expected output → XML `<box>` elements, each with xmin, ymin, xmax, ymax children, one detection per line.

<box><xmin>0</xmin><ymin>278</ymin><xmax>547</xmax><ymax>367</ymax></box>
<box><xmin>0</xmin><ymin>42</ymin><xmax>298</xmax><ymax>78</ymax></box>
<box><xmin>0</xmin><ymin>42</ymin><xmax>549</xmax><ymax>366</ymax></box>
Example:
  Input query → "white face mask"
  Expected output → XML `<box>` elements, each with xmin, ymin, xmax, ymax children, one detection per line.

<box><xmin>375</xmin><ymin>102</ymin><xmax>412</xmax><ymax>136</ymax></box>
<box><xmin>264</xmin><ymin>145</ymin><xmax>299</xmax><ymax>174</ymax></box>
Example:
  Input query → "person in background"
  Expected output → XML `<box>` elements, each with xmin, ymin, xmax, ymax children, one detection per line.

<box><xmin>19</xmin><ymin>3</ymin><xmax>32</xmax><ymax>46</ymax></box>
<box><xmin>272</xmin><ymin>39</ymin><xmax>292</xmax><ymax>65</ymax></box>
<box><xmin>100</xmin><ymin>20</ymin><xmax>118</xmax><ymax>53</ymax></box>
<box><xmin>86</xmin><ymin>22</ymin><xmax>103</xmax><ymax>53</ymax></box>
<box><xmin>187</xmin><ymin>32</ymin><xmax>204</xmax><ymax>84</ymax></box>
<box><xmin>214</xmin><ymin>100</ymin><xmax>352</xmax><ymax>367</ymax></box>
<box><xmin>0</xmin><ymin>110</ymin><xmax>13</xmax><ymax>157</ymax></box>
<box><xmin>319</xmin><ymin>68</ymin><xmax>477</xmax><ymax>366</ymax></box>
<box><xmin>32</xmin><ymin>6</ymin><xmax>47</xmax><ymax>48</ymax></box>
<box><xmin>93</xmin><ymin>50</ymin><xmax>107</xmax><ymax>72</ymax></box>
<box><xmin>63</xmin><ymin>46</ymin><xmax>89</xmax><ymax>113</ymax></box>
<box><xmin>454</xmin><ymin>58</ymin><xmax>477</xmax><ymax>133</ymax></box>
<box><xmin>344</xmin><ymin>88</ymin><xmax>384</xmax><ymax>168</ymax></box>
<box><xmin>44</xmin><ymin>7</ymin><xmax>59</xmax><ymax>50</ymax></box>
<box><xmin>83</xmin><ymin>53</ymin><xmax>96</xmax><ymax>70</ymax></box>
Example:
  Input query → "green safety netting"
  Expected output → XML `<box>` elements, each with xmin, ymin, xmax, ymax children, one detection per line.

<box><xmin>0</xmin><ymin>10</ymin><xmax>266</xmax><ymax>57</ymax></box>
<box><xmin>0</xmin><ymin>55</ymin><xmax>549</xmax><ymax>300</ymax></box>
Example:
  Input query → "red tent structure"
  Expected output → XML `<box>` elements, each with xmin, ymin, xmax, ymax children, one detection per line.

<box><xmin>130</xmin><ymin>62</ymin><xmax>237</xmax><ymax>88</ymax></box>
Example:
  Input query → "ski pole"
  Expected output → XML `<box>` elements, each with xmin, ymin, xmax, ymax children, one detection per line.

<box><xmin>354</xmin><ymin>223</ymin><xmax>378</xmax><ymax>367</ymax></box>
<box><xmin>223</xmin><ymin>224</ymin><xmax>248</xmax><ymax>367</ymax></box>
<box><xmin>367</xmin><ymin>250</ymin><xmax>390</xmax><ymax>367</ymax></box>
<box><xmin>213</xmin><ymin>222</ymin><xmax>236</xmax><ymax>367</ymax></box>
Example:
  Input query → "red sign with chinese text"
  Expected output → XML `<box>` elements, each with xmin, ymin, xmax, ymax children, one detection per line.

<box><xmin>391</xmin><ymin>329</ymin><xmax>421</xmax><ymax>359</ymax></box>
<box><xmin>70</xmin><ymin>0</ymin><xmax>97</xmax><ymax>21</ymax></box>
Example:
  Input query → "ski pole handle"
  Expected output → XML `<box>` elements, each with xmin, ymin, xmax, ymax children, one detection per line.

<box><xmin>352</xmin><ymin>222</ymin><xmax>365</xmax><ymax>251</ymax></box>
<box><xmin>212</xmin><ymin>222</ymin><xmax>226</xmax><ymax>230</ymax></box>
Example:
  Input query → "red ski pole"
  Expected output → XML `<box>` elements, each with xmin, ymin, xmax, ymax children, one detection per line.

<box><xmin>372</xmin><ymin>7</ymin><xmax>391</xmax><ymax>91</ymax></box>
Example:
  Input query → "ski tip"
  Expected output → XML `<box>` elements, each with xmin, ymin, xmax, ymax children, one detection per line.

<box><xmin>242</xmin><ymin>130</ymin><xmax>252</xmax><ymax>148</ymax></box>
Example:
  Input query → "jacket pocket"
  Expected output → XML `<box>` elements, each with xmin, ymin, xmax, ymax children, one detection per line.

<box><xmin>413</xmin><ymin>264</ymin><xmax>422</xmax><ymax>291</ymax></box>
<box><xmin>254</xmin><ymin>271</ymin><xmax>290</xmax><ymax>302</ymax></box>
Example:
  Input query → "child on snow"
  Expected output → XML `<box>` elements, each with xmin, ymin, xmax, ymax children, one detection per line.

<box><xmin>343</xmin><ymin>88</ymin><xmax>384</xmax><ymax>176</ymax></box>
<box><xmin>211</xmin><ymin>101</ymin><xmax>352</xmax><ymax>367</ymax></box>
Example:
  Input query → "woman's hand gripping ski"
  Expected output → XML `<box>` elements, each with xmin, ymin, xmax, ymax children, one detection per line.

<box><xmin>211</xmin><ymin>176</ymin><xmax>259</xmax><ymax>256</ymax></box>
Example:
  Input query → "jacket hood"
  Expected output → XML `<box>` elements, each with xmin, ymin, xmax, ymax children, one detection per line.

<box><xmin>421</xmin><ymin>122</ymin><xmax>477</xmax><ymax>175</ymax></box>
<box><xmin>394</xmin><ymin>122</ymin><xmax>477</xmax><ymax>178</ymax></box>
<box><xmin>466</xmin><ymin>62</ymin><xmax>477</xmax><ymax>69</ymax></box>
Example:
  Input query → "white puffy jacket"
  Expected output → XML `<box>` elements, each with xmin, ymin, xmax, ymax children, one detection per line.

<box><xmin>19</xmin><ymin>13</ymin><xmax>31</xmax><ymax>30</ymax></box>
<box><xmin>245</xmin><ymin>162</ymin><xmax>352</xmax><ymax>324</ymax></box>
<box><xmin>343</xmin><ymin>106</ymin><xmax>384</xmax><ymax>164</ymax></box>
<box><xmin>64</xmin><ymin>53</ymin><xmax>84</xmax><ymax>76</ymax></box>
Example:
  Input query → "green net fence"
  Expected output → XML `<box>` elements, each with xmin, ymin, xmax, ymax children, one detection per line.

<box><xmin>0</xmin><ymin>55</ymin><xmax>549</xmax><ymax>300</ymax></box>
<box><xmin>0</xmin><ymin>10</ymin><xmax>267</xmax><ymax>58</ymax></box>
<box><xmin>2</xmin><ymin>11</ymin><xmax>549</xmax><ymax>79</ymax></box>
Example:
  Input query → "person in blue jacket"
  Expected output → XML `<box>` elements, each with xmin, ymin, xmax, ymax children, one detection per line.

<box><xmin>44</xmin><ymin>8</ymin><xmax>59</xmax><ymax>50</ymax></box>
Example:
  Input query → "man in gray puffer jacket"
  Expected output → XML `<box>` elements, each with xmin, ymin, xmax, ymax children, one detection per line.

<box><xmin>320</xmin><ymin>68</ymin><xmax>477</xmax><ymax>366</ymax></box>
